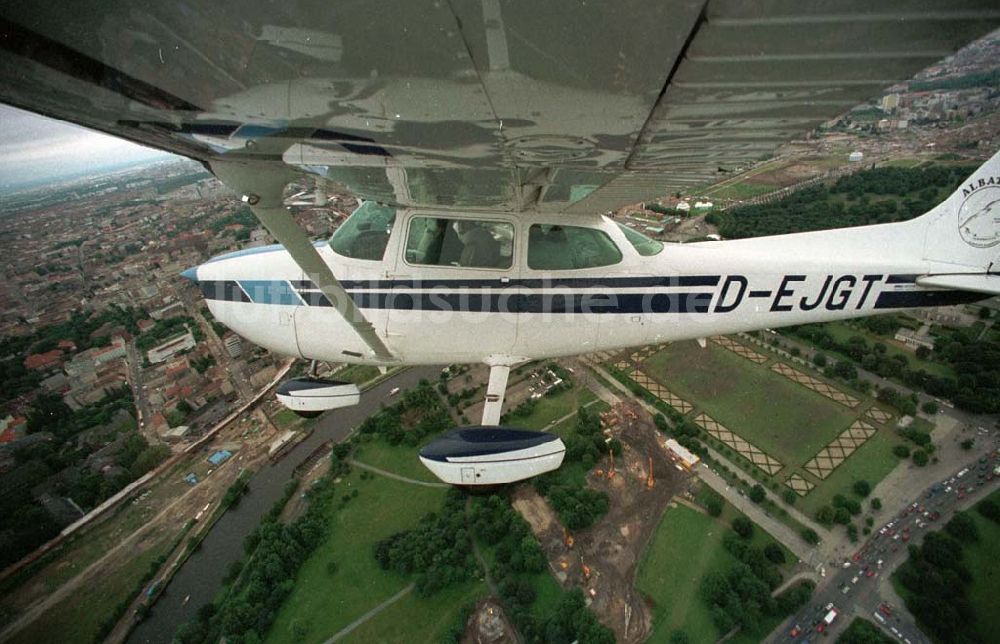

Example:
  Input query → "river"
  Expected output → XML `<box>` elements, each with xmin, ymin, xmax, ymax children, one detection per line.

<box><xmin>128</xmin><ymin>366</ymin><xmax>441</xmax><ymax>644</ymax></box>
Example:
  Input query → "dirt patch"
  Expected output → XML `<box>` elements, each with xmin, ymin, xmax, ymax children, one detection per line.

<box><xmin>461</xmin><ymin>598</ymin><xmax>518</xmax><ymax>644</ymax></box>
<box><xmin>512</xmin><ymin>493</ymin><xmax>556</xmax><ymax>535</ymax></box>
<box><xmin>513</xmin><ymin>401</ymin><xmax>693</xmax><ymax>643</ymax></box>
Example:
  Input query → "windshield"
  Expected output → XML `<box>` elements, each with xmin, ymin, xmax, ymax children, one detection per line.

<box><xmin>329</xmin><ymin>202</ymin><xmax>396</xmax><ymax>260</ymax></box>
<box><xmin>617</xmin><ymin>223</ymin><xmax>664</xmax><ymax>256</ymax></box>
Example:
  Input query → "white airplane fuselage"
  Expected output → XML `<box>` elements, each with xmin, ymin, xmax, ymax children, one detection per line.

<box><xmin>188</xmin><ymin>183</ymin><xmax>995</xmax><ymax>368</ymax></box>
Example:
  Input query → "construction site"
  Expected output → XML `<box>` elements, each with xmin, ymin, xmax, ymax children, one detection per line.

<box><xmin>512</xmin><ymin>400</ymin><xmax>693</xmax><ymax>643</ymax></box>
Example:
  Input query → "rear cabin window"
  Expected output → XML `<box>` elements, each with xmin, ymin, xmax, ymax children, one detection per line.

<box><xmin>617</xmin><ymin>223</ymin><xmax>664</xmax><ymax>256</ymax></box>
<box><xmin>527</xmin><ymin>224</ymin><xmax>622</xmax><ymax>270</ymax></box>
<box><xmin>329</xmin><ymin>202</ymin><xmax>396</xmax><ymax>260</ymax></box>
<box><xmin>405</xmin><ymin>217</ymin><xmax>514</xmax><ymax>269</ymax></box>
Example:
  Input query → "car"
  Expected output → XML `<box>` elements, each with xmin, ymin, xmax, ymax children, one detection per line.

<box><xmin>851</xmin><ymin>575</ymin><xmax>860</xmax><ymax>584</ymax></box>
<box><xmin>791</xmin><ymin>625</ymin><xmax>802</xmax><ymax>637</ymax></box>
<box><xmin>866</xmin><ymin>569</ymin><xmax>875</xmax><ymax>577</ymax></box>
<box><xmin>902</xmin><ymin>533</ymin><xmax>910</xmax><ymax>542</ymax></box>
<box><xmin>879</xmin><ymin>604</ymin><xmax>892</xmax><ymax>617</ymax></box>
<box><xmin>874</xmin><ymin>612</ymin><xmax>886</xmax><ymax>623</ymax></box>
<box><xmin>388</xmin><ymin>387</ymin><xmax>401</xmax><ymax>396</ymax></box>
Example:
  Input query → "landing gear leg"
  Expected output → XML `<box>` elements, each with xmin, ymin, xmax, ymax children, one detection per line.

<box><xmin>481</xmin><ymin>364</ymin><xmax>510</xmax><ymax>425</ymax></box>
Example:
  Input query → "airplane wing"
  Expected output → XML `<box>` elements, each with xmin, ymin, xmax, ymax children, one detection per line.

<box><xmin>1</xmin><ymin>1</ymin><xmax>997</xmax><ymax>214</ymax></box>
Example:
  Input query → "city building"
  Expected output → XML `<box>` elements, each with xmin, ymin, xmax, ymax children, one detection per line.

<box><xmin>664</xmin><ymin>438</ymin><xmax>700</xmax><ymax>471</ymax></box>
<box><xmin>147</xmin><ymin>330</ymin><xmax>196</xmax><ymax>364</ymax></box>
<box><xmin>224</xmin><ymin>334</ymin><xmax>243</xmax><ymax>358</ymax></box>
<box><xmin>894</xmin><ymin>328</ymin><xmax>935</xmax><ymax>351</ymax></box>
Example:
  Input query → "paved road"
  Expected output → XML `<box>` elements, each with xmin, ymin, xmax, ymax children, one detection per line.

<box><xmin>128</xmin><ymin>365</ymin><xmax>441</xmax><ymax>644</ymax></box>
<box><xmin>697</xmin><ymin>463</ymin><xmax>820</xmax><ymax>565</ymax></box>
<box><xmin>768</xmin><ymin>448</ymin><xmax>1000</xmax><ymax>644</ymax></box>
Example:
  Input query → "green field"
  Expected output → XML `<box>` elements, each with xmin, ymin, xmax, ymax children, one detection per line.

<box><xmin>506</xmin><ymin>384</ymin><xmax>597</xmax><ymax>430</ymax></box>
<box><xmin>637</xmin><ymin>503</ymin><xmax>797</xmax><ymax>643</ymax></box>
<box><xmin>9</xmin><ymin>534</ymin><xmax>175</xmax><ymax>644</ymax></box>
<box><xmin>703</xmin><ymin>181</ymin><xmax>780</xmax><ymax>200</ymax></box>
<box><xmin>795</xmin><ymin>430</ymin><xmax>907</xmax><ymax>516</ymax></box>
<box><xmin>351</xmin><ymin>439</ymin><xmax>441</xmax><ymax>483</ymax></box>
<box><xmin>340</xmin><ymin>581</ymin><xmax>486</xmax><ymax>643</ymax></box>
<box><xmin>266</xmin><ymin>469</ymin><xmax>451</xmax><ymax>643</ymax></box>
<box><xmin>966</xmin><ymin>494</ymin><xmax>1000</xmax><ymax>643</ymax></box>
<box><xmin>645</xmin><ymin>341</ymin><xmax>854</xmax><ymax>467</ymax></box>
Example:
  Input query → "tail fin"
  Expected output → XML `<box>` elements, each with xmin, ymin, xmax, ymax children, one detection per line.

<box><xmin>921</xmin><ymin>148</ymin><xmax>1000</xmax><ymax>272</ymax></box>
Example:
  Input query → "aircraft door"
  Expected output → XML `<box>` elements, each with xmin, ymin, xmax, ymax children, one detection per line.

<box><xmin>385</xmin><ymin>214</ymin><xmax>519</xmax><ymax>362</ymax></box>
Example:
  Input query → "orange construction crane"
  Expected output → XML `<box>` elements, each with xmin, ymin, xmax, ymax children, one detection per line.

<box><xmin>607</xmin><ymin>449</ymin><xmax>616</xmax><ymax>479</ymax></box>
<box><xmin>647</xmin><ymin>456</ymin><xmax>655</xmax><ymax>489</ymax></box>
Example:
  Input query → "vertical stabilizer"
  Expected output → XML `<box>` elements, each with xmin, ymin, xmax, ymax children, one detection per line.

<box><xmin>921</xmin><ymin>149</ymin><xmax>1000</xmax><ymax>270</ymax></box>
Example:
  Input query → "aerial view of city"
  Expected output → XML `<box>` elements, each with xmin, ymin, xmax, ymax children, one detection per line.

<box><xmin>0</xmin><ymin>6</ymin><xmax>998</xmax><ymax>644</ymax></box>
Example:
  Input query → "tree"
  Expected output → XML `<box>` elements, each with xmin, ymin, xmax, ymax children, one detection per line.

<box><xmin>921</xmin><ymin>401</ymin><xmax>939</xmax><ymax>415</ymax></box>
<box><xmin>871</xmin><ymin>498</ymin><xmax>882</xmax><ymax>511</ymax></box>
<box><xmin>764</xmin><ymin>543</ymin><xmax>786</xmax><ymax>565</ymax></box>
<box><xmin>749</xmin><ymin>484</ymin><xmax>766</xmax><ymax>503</ymax></box>
<box><xmin>915</xmin><ymin>345</ymin><xmax>931</xmax><ymax>360</ymax></box>
<box><xmin>816</xmin><ymin>506</ymin><xmax>835</xmax><ymax>525</ymax></box>
<box><xmin>732</xmin><ymin>516</ymin><xmax>754</xmax><ymax>539</ymax></box>
<box><xmin>705</xmin><ymin>496</ymin><xmax>723</xmax><ymax>517</ymax></box>
<box><xmin>893</xmin><ymin>444</ymin><xmax>911</xmax><ymax>458</ymax></box>
<box><xmin>945</xmin><ymin>512</ymin><xmax>979</xmax><ymax>543</ymax></box>
<box><xmin>833</xmin><ymin>507</ymin><xmax>851</xmax><ymax>525</ymax></box>
<box><xmin>912</xmin><ymin>449</ymin><xmax>929</xmax><ymax>467</ymax></box>
<box><xmin>783</xmin><ymin>488</ymin><xmax>797</xmax><ymax>505</ymax></box>
<box><xmin>813</xmin><ymin>353</ymin><xmax>828</xmax><ymax>367</ymax></box>
<box><xmin>801</xmin><ymin>528</ymin><xmax>820</xmax><ymax>545</ymax></box>
<box><xmin>976</xmin><ymin>498</ymin><xmax>1000</xmax><ymax>523</ymax></box>
<box><xmin>960</xmin><ymin>438</ymin><xmax>974</xmax><ymax>450</ymax></box>
<box><xmin>853</xmin><ymin>480</ymin><xmax>872</xmax><ymax>498</ymax></box>
<box><xmin>669</xmin><ymin>631</ymin><xmax>691</xmax><ymax>644</ymax></box>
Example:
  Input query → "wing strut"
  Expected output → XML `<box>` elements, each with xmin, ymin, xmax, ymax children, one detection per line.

<box><xmin>481</xmin><ymin>364</ymin><xmax>510</xmax><ymax>425</ymax></box>
<box><xmin>210</xmin><ymin>159</ymin><xmax>396</xmax><ymax>363</ymax></box>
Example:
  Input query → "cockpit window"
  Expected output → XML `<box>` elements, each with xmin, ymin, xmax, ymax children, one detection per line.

<box><xmin>329</xmin><ymin>202</ymin><xmax>396</xmax><ymax>260</ymax></box>
<box><xmin>527</xmin><ymin>224</ymin><xmax>622</xmax><ymax>270</ymax></box>
<box><xmin>617</xmin><ymin>223</ymin><xmax>664</xmax><ymax>256</ymax></box>
<box><xmin>405</xmin><ymin>217</ymin><xmax>513</xmax><ymax>269</ymax></box>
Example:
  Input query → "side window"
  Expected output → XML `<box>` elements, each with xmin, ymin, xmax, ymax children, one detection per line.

<box><xmin>405</xmin><ymin>217</ymin><xmax>514</xmax><ymax>269</ymax></box>
<box><xmin>617</xmin><ymin>223</ymin><xmax>664</xmax><ymax>256</ymax></box>
<box><xmin>528</xmin><ymin>224</ymin><xmax>622</xmax><ymax>270</ymax></box>
<box><xmin>329</xmin><ymin>202</ymin><xmax>396</xmax><ymax>260</ymax></box>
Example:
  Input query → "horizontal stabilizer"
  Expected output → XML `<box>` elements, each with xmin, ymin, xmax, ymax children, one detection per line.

<box><xmin>916</xmin><ymin>274</ymin><xmax>1000</xmax><ymax>296</ymax></box>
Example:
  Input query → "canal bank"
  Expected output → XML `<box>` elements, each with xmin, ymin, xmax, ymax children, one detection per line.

<box><xmin>127</xmin><ymin>366</ymin><xmax>441</xmax><ymax>644</ymax></box>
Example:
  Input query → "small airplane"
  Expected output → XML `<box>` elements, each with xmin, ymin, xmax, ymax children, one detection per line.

<box><xmin>2</xmin><ymin>2</ymin><xmax>999</xmax><ymax>485</ymax></box>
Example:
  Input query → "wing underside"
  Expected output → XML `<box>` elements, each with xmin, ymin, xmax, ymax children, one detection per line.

<box><xmin>1</xmin><ymin>1</ymin><xmax>997</xmax><ymax>212</ymax></box>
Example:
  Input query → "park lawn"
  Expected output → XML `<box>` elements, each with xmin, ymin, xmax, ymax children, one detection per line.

<box><xmin>340</xmin><ymin>580</ymin><xmax>487</xmax><ymax>644</ymax></box>
<box><xmin>966</xmin><ymin>493</ymin><xmax>1000</xmax><ymax>643</ymax></box>
<box><xmin>637</xmin><ymin>504</ymin><xmax>734</xmax><ymax>643</ymax></box>
<box><xmin>265</xmin><ymin>470</ymin><xmax>447</xmax><ymax>644</ymax></box>
<box><xmin>272</xmin><ymin>408</ymin><xmax>305</xmax><ymax>431</ymax></box>
<box><xmin>9</xmin><ymin>532</ymin><xmax>176</xmax><ymax>644</ymax></box>
<box><xmin>704</xmin><ymin>181</ymin><xmax>779</xmax><ymax>200</ymax></box>
<box><xmin>823</xmin><ymin>321</ymin><xmax>955</xmax><ymax>380</ymax></box>
<box><xmin>638</xmin><ymin>502</ymin><xmax>801</xmax><ymax>644</ymax></box>
<box><xmin>335</xmin><ymin>364</ymin><xmax>382</xmax><ymax>384</ymax></box>
<box><xmin>796</xmin><ymin>430</ymin><xmax>906</xmax><ymax>517</ymax></box>
<box><xmin>351</xmin><ymin>439</ymin><xmax>441</xmax><ymax>484</ymax></box>
<box><xmin>644</xmin><ymin>341</ymin><xmax>854</xmax><ymax>466</ymax></box>
<box><xmin>510</xmin><ymin>385</ymin><xmax>598</xmax><ymax>431</ymax></box>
